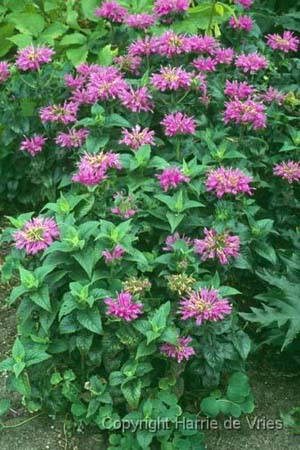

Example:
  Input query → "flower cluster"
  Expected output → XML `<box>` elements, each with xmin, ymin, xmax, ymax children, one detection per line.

<box><xmin>161</xmin><ymin>112</ymin><xmax>196</xmax><ymax>136</ymax></box>
<box><xmin>266</xmin><ymin>31</ymin><xmax>299</xmax><ymax>53</ymax></box>
<box><xmin>14</xmin><ymin>217</ymin><xmax>60</xmax><ymax>255</ymax></box>
<box><xmin>102</xmin><ymin>245</ymin><xmax>125</xmax><ymax>264</ymax></box>
<box><xmin>55</xmin><ymin>128</ymin><xmax>89</xmax><ymax>148</ymax></box>
<box><xmin>16</xmin><ymin>45</ymin><xmax>54</xmax><ymax>71</ymax></box>
<box><xmin>0</xmin><ymin>62</ymin><xmax>10</xmax><ymax>83</ymax></box>
<box><xmin>224</xmin><ymin>98</ymin><xmax>266</xmax><ymax>129</ymax></box>
<box><xmin>119</xmin><ymin>125</ymin><xmax>155</xmax><ymax>151</ymax></box>
<box><xmin>20</xmin><ymin>135</ymin><xmax>47</xmax><ymax>157</ymax></box>
<box><xmin>72</xmin><ymin>151</ymin><xmax>121</xmax><ymax>185</ymax></box>
<box><xmin>151</xmin><ymin>66</ymin><xmax>192</xmax><ymax>91</ymax></box>
<box><xmin>206</xmin><ymin>167</ymin><xmax>253</xmax><ymax>197</ymax></box>
<box><xmin>156</xmin><ymin>167</ymin><xmax>190</xmax><ymax>191</ymax></box>
<box><xmin>229</xmin><ymin>15</ymin><xmax>253</xmax><ymax>32</ymax></box>
<box><xmin>273</xmin><ymin>161</ymin><xmax>300</xmax><ymax>184</ymax></box>
<box><xmin>194</xmin><ymin>228</ymin><xmax>240</xmax><ymax>265</ymax></box>
<box><xmin>111</xmin><ymin>192</ymin><xmax>137</xmax><ymax>219</ymax></box>
<box><xmin>235</xmin><ymin>52</ymin><xmax>268</xmax><ymax>73</ymax></box>
<box><xmin>105</xmin><ymin>291</ymin><xmax>143</xmax><ymax>321</ymax></box>
<box><xmin>160</xmin><ymin>336</ymin><xmax>195</xmax><ymax>363</ymax></box>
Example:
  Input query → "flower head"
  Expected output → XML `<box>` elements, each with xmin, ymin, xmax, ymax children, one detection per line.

<box><xmin>55</xmin><ymin>128</ymin><xmax>89</xmax><ymax>148</ymax></box>
<box><xmin>86</xmin><ymin>67</ymin><xmax>128</xmax><ymax>102</ymax></box>
<box><xmin>114</xmin><ymin>55</ymin><xmax>142</xmax><ymax>75</ymax></box>
<box><xmin>224</xmin><ymin>98</ymin><xmax>266</xmax><ymax>129</ymax></box>
<box><xmin>105</xmin><ymin>291</ymin><xmax>143</xmax><ymax>321</ymax></box>
<box><xmin>234</xmin><ymin>0</ymin><xmax>253</xmax><ymax>8</ymax></box>
<box><xmin>95</xmin><ymin>1</ymin><xmax>128</xmax><ymax>22</ymax></box>
<box><xmin>163</xmin><ymin>233</ymin><xmax>193</xmax><ymax>251</ymax></box>
<box><xmin>194</xmin><ymin>228</ymin><xmax>240</xmax><ymax>264</ymax></box>
<box><xmin>14</xmin><ymin>217</ymin><xmax>60</xmax><ymax>255</ymax></box>
<box><xmin>160</xmin><ymin>336</ymin><xmax>195</xmax><ymax>363</ymax></box>
<box><xmin>154</xmin><ymin>0</ymin><xmax>190</xmax><ymax>16</ymax></box>
<box><xmin>119</xmin><ymin>86</ymin><xmax>154</xmax><ymax>112</ymax></box>
<box><xmin>125</xmin><ymin>13</ymin><xmax>156</xmax><ymax>30</ymax></box>
<box><xmin>214</xmin><ymin>48</ymin><xmax>234</xmax><ymax>64</ymax></box>
<box><xmin>192</xmin><ymin>57</ymin><xmax>217</xmax><ymax>72</ymax></box>
<box><xmin>128</xmin><ymin>36</ymin><xmax>161</xmax><ymax>57</ymax></box>
<box><xmin>206</xmin><ymin>167</ymin><xmax>253</xmax><ymax>197</ymax></box>
<box><xmin>224</xmin><ymin>80</ymin><xmax>254</xmax><ymax>99</ymax></box>
<box><xmin>229</xmin><ymin>15</ymin><xmax>253</xmax><ymax>32</ymax></box>
<box><xmin>259</xmin><ymin>87</ymin><xmax>286</xmax><ymax>105</ymax></box>
<box><xmin>266</xmin><ymin>31</ymin><xmax>299</xmax><ymax>52</ymax></box>
<box><xmin>0</xmin><ymin>62</ymin><xmax>10</xmax><ymax>83</ymax></box>
<box><xmin>274</xmin><ymin>161</ymin><xmax>300</xmax><ymax>184</ymax></box>
<box><xmin>72</xmin><ymin>151</ymin><xmax>121</xmax><ymax>186</ymax></box>
<box><xmin>158</xmin><ymin>31</ymin><xmax>191</xmax><ymax>58</ymax></box>
<box><xmin>111</xmin><ymin>192</ymin><xmax>137</xmax><ymax>219</ymax></box>
<box><xmin>40</xmin><ymin>102</ymin><xmax>78</xmax><ymax>125</ymax></box>
<box><xmin>102</xmin><ymin>245</ymin><xmax>125</xmax><ymax>264</ymax></box>
<box><xmin>119</xmin><ymin>125</ymin><xmax>155</xmax><ymax>151</ymax></box>
<box><xmin>151</xmin><ymin>66</ymin><xmax>192</xmax><ymax>91</ymax></box>
<box><xmin>161</xmin><ymin>112</ymin><xmax>196</xmax><ymax>136</ymax></box>
<box><xmin>20</xmin><ymin>135</ymin><xmax>47</xmax><ymax>156</ymax></box>
<box><xmin>16</xmin><ymin>45</ymin><xmax>54</xmax><ymax>71</ymax></box>
<box><xmin>156</xmin><ymin>167</ymin><xmax>190</xmax><ymax>191</ymax></box>
<box><xmin>236</xmin><ymin>52</ymin><xmax>268</xmax><ymax>73</ymax></box>
<box><xmin>187</xmin><ymin>35</ymin><xmax>218</xmax><ymax>54</ymax></box>
<box><xmin>179</xmin><ymin>288</ymin><xmax>232</xmax><ymax>325</ymax></box>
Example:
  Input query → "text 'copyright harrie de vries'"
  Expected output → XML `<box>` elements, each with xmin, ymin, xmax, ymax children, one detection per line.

<box><xmin>102</xmin><ymin>416</ymin><xmax>284</xmax><ymax>432</ymax></box>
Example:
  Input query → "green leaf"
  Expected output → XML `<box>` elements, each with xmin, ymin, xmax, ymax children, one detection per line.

<box><xmin>59</xmin><ymin>32</ymin><xmax>87</xmax><ymax>46</ymax></box>
<box><xmin>97</xmin><ymin>44</ymin><xmax>118</xmax><ymax>66</ymax></box>
<box><xmin>166</xmin><ymin>212</ymin><xmax>185</xmax><ymax>233</ymax></box>
<box><xmin>121</xmin><ymin>379</ymin><xmax>142</xmax><ymax>409</ymax></box>
<box><xmin>31</xmin><ymin>286</ymin><xmax>52</xmax><ymax>312</ymax></box>
<box><xmin>10</xmin><ymin>13</ymin><xmax>45</xmax><ymax>36</ymax></box>
<box><xmin>81</xmin><ymin>0</ymin><xmax>99</xmax><ymax>21</ymax></box>
<box><xmin>77</xmin><ymin>307</ymin><xmax>103</xmax><ymax>334</ymax></box>
<box><xmin>136</xmin><ymin>341</ymin><xmax>156</xmax><ymax>359</ymax></box>
<box><xmin>0</xmin><ymin>399</ymin><xmax>10</xmax><ymax>417</ymax></box>
<box><xmin>12</xmin><ymin>338</ymin><xmax>25</xmax><ymax>363</ymax></box>
<box><xmin>136</xmin><ymin>430</ymin><xmax>153</xmax><ymax>449</ymax></box>
<box><xmin>254</xmin><ymin>242</ymin><xmax>277</xmax><ymax>265</ymax></box>
<box><xmin>66</xmin><ymin>45</ymin><xmax>88</xmax><ymax>66</ymax></box>
<box><xmin>149</xmin><ymin>302</ymin><xmax>170</xmax><ymax>334</ymax></box>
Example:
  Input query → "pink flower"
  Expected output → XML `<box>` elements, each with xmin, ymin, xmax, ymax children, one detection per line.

<box><xmin>151</xmin><ymin>66</ymin><xmax>192</xmax><ymax>91</ymax></box>
<box><xmin>179</xmin><ymin>288</ymin><xmax>232</xmax><ymax>325</ymax></box>
<box><xmin>119</xmin><ymin>125</ymin><xmax>155</xmax><ymax>151</ymax></box>
<box><xmin>259</xmin><ymin>87</ymin><xmax>286</xmax><ymax>105</ymax></box>
<box><xmin>86</xmin><ymin>67</ymin><xmax>128</xmax><ymax>102</ymax></box>
<box><xmin>161</xmin><ymin>112</ymin><xmax>196</xmax><ymax>136</ymax></box>
<box><xmin>102</xmin><ymin>245</ymin><xmax>125</xmax><ymax>264</ymax></box>
<box><xmin>14</xmin><ymin>217</ymin><xmax>60</xmax><ymax>255</ymax></box>
<box><xmin>274</xmin><ymin>161</ymin><xmax>300</xmax><ymax>184</ymax></box>
<box><xmin>160</xmin><ymin>336</ymin><xmax>195</xmax><ymax>363</ymax></box>
<box><xmin>55</xmin><ymin>128</ymin><xmax>89</xmax><ymax>148</ymax></box>
<box><xmin>229</xmin><ymin>15</ymin><xmax>253</xmax><ymax>32</ymax></box>
<box><xmin>235</xmin><ymin>52</ymin><xmax>268</xmax><ymax>73</ymax></box>
<box><xmin>163</xmin><ymin>233</ymin><xmax>193</xmax><ymax>251</ymax></box>
<box><xmin>224</xmin><ymin>80</ymin><xmax>254</xmax><ymax>99</ymax></box>
<box><xmin>156</xmin><ymin>167</ymin><xmax>190</xmax><ymax>191</ymax></box>
<box><xmin>64</xmin><ymin>74</ymin><xmax>85</xmax><ymax>89</ymax></box>
<box><xmin>154</xmin><ymin>0</ymin><xmax>190</xmax><ymax>16</ymax></box>
<box><xmin>95</xmin><ymin>1</ymin><xmax>128</xmax><ymax>22</ymax></box>
<box><xmin>188</xmin><ymin>35</ymin><xmax>218</xmax><ymax>55</ymax></box>
<box><xmin>105</xmin><ymin>291</ymin><xmax>143</xmax><ymax>321</ymax></box>
<box><xmin>114</xmin><ymin>55</ymin><xmax>142</xmax><ymax>75</ymax></box>
<box><xmin>194</xmin><ymin>228</ymin><xmax>240</xmax><ymax>265</ymax></box>
<box><xmin>224</xmin><ymin>98</ymin><xmax>266</xmax><ymax>129</ymax></box>
<box><xmin>20</xmin><ymin>135</ymin><xmax>47</xmax><ymax>157</ymax></box>
<box><xmin>266</xmin><ymin>31</ymin><xmax>299</xmax><ymax>52</ymax></box>
<box><xmin>206</xmin><ymin>167</ymin><xmax>253</xmax><ymax>198</ymax></box>
<box><xmin>119</xmin><ymin>86</ymin><xmax>154</xmax><ymax>112</ymax></box>
<box><xmin>128</xmin><ymin>36</ymin><xmax>161</xmax><ymax>57</ymax></box>
<box><xmin>234</xmin><ymin>0</ymin><xmax>253</xmax><ymax>8</ymax></box>
<box><xmin>125</xmin><ymin>13</ymin><xmax>156</xmax><ymax>30</ymax></box>
<box><xmin>16</xmin><ymin>45</ymin><xmax>54</xmax><ymax>71</ymax></box>
<box><xmin>158</xmin><ymin>31</ymin><xmax>191</xmax><ymax>58</ymax></box>
<box><xmin>111</xmin><ymin>192</ymin><xmax>137</xmax><ymax>219</ymax></box>
<box><xmin>192</xmin><ymin>56</ymin><xmax>217</xmax><ymax>72</ymax></box>
<box><xmin>40</xmin><ymin>102</ymin><xmax>78</xmax><ymax>125</ymax></box>
<box><xmin>214</xmin><ymin>48</ymin><xmax>234</xmax><ymax>64</ymax></box>
<box><xmin>72</xmin><ymin>151</ymin><xmax>121</xmax><ymax>186</ymax></box>
<box><xmin>0</xmin><ymin>62</ymin><xmax>10</xmax><ymax>83</ymax></box>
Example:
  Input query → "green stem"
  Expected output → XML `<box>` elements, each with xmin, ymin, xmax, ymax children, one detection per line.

<box><xmin>176</xmin><ymin>138</ymin><xmax>181</xmax><ymax>160</ymax></box>
<box><xmin>1</xmin><ymin>413</ymin><xmax>43</xmax><ymax>429</ymax></box>
<box><xmin>207</xmin><ymin>0</ymin><xmax>217</xmax><ymax>35</ymax></box>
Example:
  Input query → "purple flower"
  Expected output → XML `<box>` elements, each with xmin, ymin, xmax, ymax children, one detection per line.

<box><xmin>86</xmin><ymin>67</ymin><xmax>128</xmax><ymax>103</ymax></box>
<box><xmin>235</xmin><ymin>52</ymin><xmax>268</xmax><ymax>73</ymax></box>
<box><xmin>151</xmin><ymin>66</ymin><xmax>192</xmax><ymax>91</ymax></box>
<box><xmin>192</xmin><ymin>57</ymin><xmax>217</xmax><ymax>72</ymax></box>
<box><xmin>229</xmin><ymin>15</ymin><xmax>253</xmax><ymax>32</ymax></box>
<box><xmin>156</xmin><ymin>167</ymin><xmax>190</xmax><ymax>191</ymax></box>
<box><xmin>0</xmin><ymin>62</ymin><xmax>10</xmax><ymax>83</ymax></box>
<box><xmin>160</xmin><ymin>336</ymin><xmax>195</xmax><ymax>363</ymax></box>
<box><xmin>95</xmin><ymin>1</ymin><xmax>128</xmax><ymax>22</ymax></box>
<box><xmin>102</xmin><ymin>245</ymin><xmax>125</xmax><ymax>264</ymax></box>
<box><xmin>214</xmin><ymin>48</ymin><xmax>234</xmax><ymax>64</ymax></box>
<box><xmin>125</xmin><ymin>13</ymin><xmax>156</xmax><ymax>30</ymax></box>
<box><xmin>206</xmin><ymin>167</ymin><xmax>253</xmax><ymax>198</ymax></box>
<box><xmin>40</xmin><ymin>102</ymin><xmax>78</xmax><ymax>125</ymax></box>
<box><xmin>128</xmin><ymin>36</ymin><xmax>161</xmax><ymax>57</ymax></box>
<box><xmin>178</xmin><ymin>288</ymin><xmax>232</xmax><ymax>325</ymax></box>
<box><xmin>194</xmin><ymin>228</ymin><xmax>240</xmax><ymax>265</ymax></box>
<box><xmin>64</xmin><ymin>74</ymin><xmax>85</xmax><ymax>89</ymax></box>
<box><xmin>224</xmin><ymin>98</ymin><xmax>266</xmax><ymax>129</ymax></box>
<box><xmin>234</xmin><ymin>0</ymin><xmax>253</xmax><ymax>8</ymax></box>
<box><xmin>187</xmin><ymin>35</ymin><xmax>218</xmax><ymax>55</ymax></box>
<box><xmin>16</xmin><ymin>45</ymin><xmax>54</xmax><ymax>71</ymax></box>
<box><xmin>154</xmin><ymin>0</ymin><xmax>190</xmax><ymax>16</ymax></box>
<box><xmin>114</xmin><ymin>55</ymin><xmax>142</xmax><ymax>75</ymax></box>
<box><xmin>274</xmin><ymin>161</ymin><xmax>300</xmax><ymax>184</ymax></box>
<box><xmin>55</xmin><ymin>128</ymin><xmax>89</xmax><ymax>148</ymax></box>
<box><xmin>72</xmin><ymin>151</ymin><xmax>121</xmax><ymax>186</ymax></box>
<box><xmin>105</xmin><ymin>291</ymin><xmax>143</xmax><ymax>321</ymax></box>
<box><xmin>163</xmin><ymin>233</ymin><xmax>193</xmax><ymax>251</ymax></box>
<box><xmin>224</xmin><ymin>80</ymin><xmax>254</xmax><ymax>99</ymax></box>
<box><xmin>158</xmin><ymin>31</ymin><xmax>191</xmax><ymax>58</ymax></box>
<box><xmin>14</xmin><ymin>217</ymin><xmax>60</xmax><ymax>255</ymax></box>
<box><xmin>119</xmin><ymin>86</ymin><xmax>154</xmax><ymax>112</ymax></box>
<box><xmin>259</xmin><ymin>87</ymin><xmax>286</xmax><ymax>105</ymax></box>
<box><xmin>119</xmin><ymin>125</ymin><xmax>155</xmax><ymax>151</ymax></box>
<box><xmin>111</xmin><ymin>192</ymin><xmax>137</xmax><ymax>219</ymax></box>
<box><xmin>20</xmin><ymin>135</ymin><xmax>47</xmax><ymax>156</ymax></box>
<box><xmin>266</xmin><ymin>31</ymin><xmax>299</xmax><ymax>52</ymax></box>
<box><xmin>161</xmin><ymin>112</ymin><xmax>196</xmax><ymax>136</ymax></box>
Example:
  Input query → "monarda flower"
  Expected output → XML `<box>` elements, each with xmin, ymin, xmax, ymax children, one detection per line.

<box><xmin>72</xmin><ymin>151</ymin><xmax>121</xmax><ymax>186</ymax></box>
<box><xmin>119</xmin><ymin>86</ymin><xmax>154</xmax><ymax>112</ymax></box>
<box><xmin>16</xmin><ymin>45</ymin><xmax>54</xmax><ymax>71</ymax></box>
<box><xmin>114</xmin><ymin>55</ymin><xmax>142</xmax><ymax>75</ymax></box>
<box><xmin>105</xmin><ymin>291</ymin><xmax>143</xmax><ymax>321</ymax></box>
<box><xmin>214</xmin><ymin>48</ymin><xmax>234</xmax><ymax>64</ymax></box>
<box><xmin>119</xmin><ymin>125</ymin><xmax>155</xmax><ymax>151</ymax></box>
<box><xmin>111</xmin><ymin>192</ymin><xmax>137</xmax><ymax>219</ymax></box>
<box><xmin>167</xmin><ymin>274</ymin><xmax>196</xmax><ymax>295</ymax></box>
<box><xmin>124</xmin><ymin>13</ymin><xmax>156</xmax><ymax>31</ymax></box>
<box><xmin>94</xmin><ymin>1</ymin><xmax>128</xmax><ymax>22</ymax></box>
<box><xmin>55</xmin><ymin>128</ymin><xmax>89</xmax><ymax>148</ymax></box>
<box><xmin>194</xmin><ymin>228</ymin><xmax>240</xmax><ymax>265</ymax></box>
<box><xmin>123</xmin><ymin>277</ymin><xmax>151</xmax><ymax>295</ymax></box>
<box><xmin>160</xmin><ymin>336</ymin><xmax>195</xmax><ymax>363</ymax></box>
<box><xmin>102</xmin><ymin>245</ymin><xmax>125</xmax><ymax>264</ymax></box>
<box><xmin>154</xmin><ymin>0</ymin><xmax>190</xmax><ymax>16</ymax></box>
<box><xmin>40</xmin><ymin>102</ymin><xmax>78</xmax><ymax>125</ymax></box>
<box><xmin>156</xmin><ymin>167</ymin><xmax>190</xmax><ymax>191</ymax></box>
<box><xmin>64</xmin><ymin>74</ymin><xmax>85</xmax><ymax>89</ymax></box>
<box><xmin>266</xmin><ymin>31</ymin><xmax>299</xmax><ymax>53</ymax></box>
<box><xmin>188</xmin><ymin>35</ymin><xmax>218</xmax><ymax>55</ymax></box>
<box><xmin>86</xmin><ymin>67</ymin><xmax>128</xmax><ymax>102</ymax></box>
<box><xmin>179</xmin><ymin>288</ymin><xmax>232</xmax><ymax>325</ymax></box>
<box><xmin>273</xmin><ymin>161</ymin><xmax>300</xmax><ymax>184</ymax></box>
<box><xmin>229</xmin><ymin>15</ymin><xmax>253</xmax><ymax>32</ymax></box>
<box><xmin>224</xmin><ymin>80</ymin><xmax>254</xmax><ymax>99</ymax></box>
<box><xmin>128</xmin><ymin>36</ymin><xmax>161</xmax><ymax>57</ymax></box>
<box><xmin>163</xmin><ymin>232</ymin><xmax>193</xmax><ymax>251</ymax></box>
<box><xmin>259</xmin><ymin>87</ymin><xmax>286</xmax><ymax>105</ymax></box>
<box><xmin>234</xmin><ymin>0</ymin><xmax>253</xmax><ymax>8</ymax></box>
<box><xmin>151</xmin><ymin>66</ymin><xmax>192</xmax><ymax>91</ymax></box>
<box><xmin>158</xmin><ymin>31</ymin><xmax>191</xmax><ymax>58</ymax></box>
<box><xmin>20</xmin><ymin>135</ymin><xmax>47</xmax><ymax>157</ymax></box>
<box><xmin>224</xmin><ymin>98</ymin><xmax>266</xmax><ymax>129</ymax></box>
<box><xmin>192</xmin><ymin>57</ymin><xmax>217</xmax><ymax>72</ymax></box>
<box><xmin>0</xmin><ymin>62</ymin><xmax>10</xmax><ymax>83</ymax></box>
<box><xmin>235</xmin><ymin>52</ymin><xmax>268</xmax><ymax>73</ymax></box>
<box><xmin>161</xmin><ymin>112</ymin><xmax>196</xmax><ymax>136</ymax></box>
<box><xmin>14</xmin><ymin>217</ymin><xmax>60</xmax><ymax>255</ymax></box>
<box><xmin>206</xmin><ymin>167</ymin><xmax>253</xmax><ymax>198</ymax></box>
